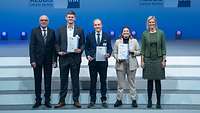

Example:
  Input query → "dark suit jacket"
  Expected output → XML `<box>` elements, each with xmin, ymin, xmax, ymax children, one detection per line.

<box><xmin>55</xmin><ymin>25</ymin><xmax>85</xmax><ymax>64</ymax></box>
<box><xmin>85</xmin><ymin>31</ymin><xmax>112</xmax><ymax>62</ymax></box>
<box><xmin>29</xmin><ymin>27</ymin><xmax>56</xmax><ymax>65</ymax></box>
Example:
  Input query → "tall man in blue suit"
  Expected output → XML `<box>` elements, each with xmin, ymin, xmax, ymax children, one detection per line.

<box><xmin>29</xmin><ymin>15</ymin><xmax>57</xmax><ymax>108</ymax></box>
<box><xmin>85</xmin><ymin>19</ymin><xmax>112</xmax><ymax>108</ymax></box>
<box><xmin>54</xmin><ymin>10</ymin><xmax>85</xmax><ymax>108</ymax></box>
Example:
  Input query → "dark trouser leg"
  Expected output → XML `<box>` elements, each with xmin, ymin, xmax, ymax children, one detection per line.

<box><xmin>44</xmin><ymin>63</ymin><xmax>52</xmax><ymax>103</ymax></box>
<box><xmin>97</xmin><ymin>62</ymin><xmax>107</xmax><ymax>102</ymax></box>
<box><xmin>59</xmin><ymin>64</ymin><xmax>70</xmax><ymax>103</ymax></box>
<box><xmin>33</xmin><ymin>64</ymin><xmax>42</xmax><ymax>103</ymax></box>
<box><xmin>70</xmin><ymin>63</ymin><xmax>81</xmax><ymax>102</ymax></box>
<box><xmin>155</xmin><ymin>80</ymin><xmax>161</xmax><ymax>105</ymax></box>
<box><xmin>89</xmin><ymin>61</ymin><xmax>98</xmax><ymax>102</ymax></box>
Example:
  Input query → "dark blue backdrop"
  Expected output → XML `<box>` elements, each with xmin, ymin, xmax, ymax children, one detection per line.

<box><xmin>0</xmin><ymin>0</ymin><xmax>199</xmax><ymax>40</ymax></box>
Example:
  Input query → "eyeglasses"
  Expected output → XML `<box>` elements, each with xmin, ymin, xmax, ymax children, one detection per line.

<box><xmin>40</xmin><ymin>19</ymin><xmax>48</xmax><ymax>21</ymax></box>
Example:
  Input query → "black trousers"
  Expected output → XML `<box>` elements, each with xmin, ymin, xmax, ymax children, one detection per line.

<box><xmin>59</xmin><ymin>58</ymin><xmax>80</xmax><ymax>103</ymax></box>
<box><xmin>147</xmin><ymin>80</ymin><xmax>161</xmax><ymax>104</ymax></box>
<box><xmin>33</xmin><ymin>62</ymin><xmax>52</xmax><ymax>103</ymax></box>
<box><xmin>89</xmin><ymin>60</ymin><xmax>108</xmax><ymax>102</ymax></box>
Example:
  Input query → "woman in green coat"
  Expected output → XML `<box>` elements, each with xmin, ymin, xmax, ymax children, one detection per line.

<box><xmin>141</xmin><ymin>16</ymin><xmax>166</xmax><ymax>109</ymax></box>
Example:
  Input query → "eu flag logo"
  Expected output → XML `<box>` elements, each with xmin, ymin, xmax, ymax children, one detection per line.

<box><xmin>178</xmin><ymin>0</ymin><xmax>191</xmax><ymax>7</ymax></box>
<box><xmin>68</xmin><ymin>0</ymin><xmax>80</xmax><ymax>8</ymax></box>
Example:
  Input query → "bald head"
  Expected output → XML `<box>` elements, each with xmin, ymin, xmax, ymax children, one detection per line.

<box><xmin>93</xmin><ymin>18</ymin><xmax>102</xmax><ymax>32</ymax></box>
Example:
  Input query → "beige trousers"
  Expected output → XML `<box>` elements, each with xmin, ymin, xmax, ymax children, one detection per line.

<box><xmin>116</xmin><ymin>62</ymin><xmax>137</xmax><ymax>101</ymax></box>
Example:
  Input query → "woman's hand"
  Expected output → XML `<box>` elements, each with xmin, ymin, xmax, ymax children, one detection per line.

<box><xmin>141</xmin><ymin>61</ymin><xmax>144</xmax><ymax>68</ymax></box>
<box><xmin>161</xmin><ymin>60</ymin><xmax>166</xmax><ymax>68</ymax></box>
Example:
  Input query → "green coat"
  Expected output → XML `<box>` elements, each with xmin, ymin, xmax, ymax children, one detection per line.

<box><xmin>141</xmin><ymin>29</ymin><xmax>166</xmax><ymax>57</ymax></box>
<box><xmin>141</xmin><ymin>29</ymin><xmax>166</xmax><ymax>80</ymax></box>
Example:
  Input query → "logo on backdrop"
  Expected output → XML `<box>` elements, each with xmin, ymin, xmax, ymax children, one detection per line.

<box><xmin>67</xmin><ymin>0</ymin><xmax>80</xmax><ymax>8</ymax></box>
<box><xmin>178</xmin><ymin>0</ymin><xmax>191</xmax><ymax>7</ymax></box>
<box><xmin>139</xmin><ymin>0</ymin><xmax>191</xmax><ymax>8</ymax></box>
<box><xmin>29</xmin><ymin>0</ymin><xmax>54</xmax><ymax>7</ymax></box>
<box><xmin>29</xmin><ymin>0</ymin><xmax>81</xmax><ymax>8</ymax></box>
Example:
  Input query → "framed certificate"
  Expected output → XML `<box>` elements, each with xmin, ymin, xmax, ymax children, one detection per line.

<box><xmin>67</xmin><ymin>35</ymin><xmax>79</xmax><ymax>52</ymax></box>
<box><xmin>96</xmin><ymin>46</ymin><xmax>107</xmax><ymax>61</ymax></box>
<box><xmin>118</xmin><ymin>44</ymin><xmax>128</xmax><ymax>60</ymax></box>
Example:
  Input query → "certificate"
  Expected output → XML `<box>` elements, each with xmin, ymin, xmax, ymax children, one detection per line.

<box><xmin>118</xmin><ymin>44</ymin><xmax>128</xmax><ymax>60</ymax></box>
<box><xmin>67</xmin><ymin>35</ymin><xmax>79</xmax><ymax>52</ymax></box>
<box><xmin>96</xmin><ymin>46</ymin><xmax>107</xmax><ymax>61</ymax></box>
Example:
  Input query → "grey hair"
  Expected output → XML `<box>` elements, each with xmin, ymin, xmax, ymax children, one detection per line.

<box><xmin>146</xmin><ymin>16</ymin><xmax>157</xmax><ymax>31</ymax></box>
<box><xmin>93</xmin><ymin>18</ymin><xmax>102</xmax><ymax>24</ymax></box>
<box><xmin>39</xmin><ymin>15</ymin><xmax>49</xmax><ymax>21</ymax></box>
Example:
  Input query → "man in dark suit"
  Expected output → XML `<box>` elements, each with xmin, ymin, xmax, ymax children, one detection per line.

<box><xmin>54</xmin><ymin>10</ymin><xmax>85</xmax><ymax>108</ymax></box>
<box><xmin>29</xmin><ymin>15</ymin><xmax>57</xmax><ymax>108</ymax></box>
<box><xmin>85</xmin><ymin>19</ymin><xmax>112</xmax><ymax>108</ymax></box>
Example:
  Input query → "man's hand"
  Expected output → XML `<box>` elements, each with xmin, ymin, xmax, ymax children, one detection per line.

<box><xmin>87</xmin><ymin>56</ymin><xmax>94</xmax><ymax>62</ymax></box>
<box><xmin>104</xmin><ymin>53</ymin><xmax>110</xmax><ymax>59</ymax></box>
<box><xmin>52</xmin><ymin>62</ymin><xmax>57</xmax><ymax>68</ymax></box>
<box><xmin>31</xmin><ymin>62</ymin><xmax>36</xmax><ymax>68</ymax></box>
<box><xmin>58</xmin><ymin>51</ymin><xmax>67</xmax><ymax>56</ymax></box>
<box><xmin>74</xmin><ymin>49</ymin><xmax>81</xmax><ymax>53</ymax></box>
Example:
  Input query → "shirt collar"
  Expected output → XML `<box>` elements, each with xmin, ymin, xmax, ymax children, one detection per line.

<box><xmin>40</xmin><ymin>27</ymin><xmax>47</xmax><ymax>31</ymax></box>
<box><xmin>67</xmin><ymin>24</ymin><xmax>74</xmax><ymax>29</ymax></box>
<box><xmin>95</xmin><ymin>31</ymin><xmax>102</xmax><ymax>35</ymax></box>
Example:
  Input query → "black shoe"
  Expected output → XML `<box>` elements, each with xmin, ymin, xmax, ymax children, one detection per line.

<box><xmin>54</xmin><ymin>102</ymin><xmax>65</xmax><ymax>108</ymax></box>
<box><xmin>74</xmin><ymin>101</ymin><xmax>81</xmax><ymax>108</ymax></box>
<box><xmin>45</xmin><ymin>102</ymin><xmax>52</xmax><ymax>108</ymax></box>
<box><xmin>87</xmin><ymin>102</ymin><xmax>95</xmax><ymax>108</ymax></box>
<box><xmin>147</xmin><ymin>100</ymin><xmax>152</xmax><ymax>108</ymax></box>
<box><xmin>32</xmin><ymin>102</ymin><xmax>41</xmax><ymax>108</ymax></box>
<box><xmin>156</xmin><ymin>104</ymin><xmax>161</xmax><ymax>109</ymax></box>
<box><xmin>132</xmin><ymin>100</ymin><xmax>138</xmax><ymax>107</ymax></box>
<box><xmin>114</xmin><ymin>100</ymin><xmax>122</xmax><ymax>107</ymax></box>
<box><xmin>102</xmin><ymin>101</ymin><xmax>108</xmax><ymax>108</ymax></box>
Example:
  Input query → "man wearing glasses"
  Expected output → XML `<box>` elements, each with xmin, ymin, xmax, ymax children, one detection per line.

<box><xmin>29</xmin><ymin>15</ymin><xmax>57</xmax><ymax>108</ymax></box>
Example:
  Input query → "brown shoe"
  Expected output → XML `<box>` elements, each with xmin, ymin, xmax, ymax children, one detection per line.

<box><xmin>74</xmin><ymin>101</ymin><xmax>81</xmax><ymax>108</ymax></box>
<box><xmin>54</xmin><ymin>102</ymin><xmax>65</xmax><ymax>108</ymax></box>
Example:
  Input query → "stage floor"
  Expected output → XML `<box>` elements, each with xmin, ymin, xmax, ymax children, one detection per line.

<box><xmin>0</xmin><ymin>40</ymin><xmax>200</xmax><ymax>111</ymax></box>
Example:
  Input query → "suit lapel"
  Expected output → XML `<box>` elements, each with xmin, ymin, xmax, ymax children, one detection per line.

<box><xmin>37</xmin><ymin>27</ymin><xmax>45</xmax><ymax>45</ymax></box>
<box><xmin>92</xmin><ymin>32</ymin><xmax>97</xmax><ymax>46</ymax></box>
<box><xmin>100</xmin><ymin>32</ymin><xmax>105</xmax><ymax>45</ymax></box>
<box><xmin>38</xmin><ymin>27</ymin><xmax>43</xmax><ymax>38</ymax></box>
<box><xmin>73</xmin><ymin>25</ymin><xmax>77</xmax><ymax>37</ymax></box>
<box><xmin>63</xmin><ymin>26</ymin><xmax>68</xmax><ymax>48</ymax></box>
<box><xmin>45</xmin><ymin>28</ymin><xmax>51</xmax><ymax>43</ymax></box>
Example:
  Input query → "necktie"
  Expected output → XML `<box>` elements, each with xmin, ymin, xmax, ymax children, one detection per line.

<box><xmin>97</xmin><ymin>33</ymin><xmax>100</xmax><ymax>45</ymax></box>
<box><xmin>43</xmin><ymin>29</ymin><xmax>47</xmax><ymax>43</ymax></box>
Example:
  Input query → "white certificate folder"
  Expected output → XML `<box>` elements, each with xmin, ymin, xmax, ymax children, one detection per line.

<box><xmin>118</xmin><ymin>44</ymin><xmax>128</xmax><ymax>60</ymax></box>
<box><xmin>96</xmin><ymin>46</ymin><xmax>107</xmax><ymax>61</ymax></box>
<box><xmin>67</xmin><ymin>36</ymin><xmax>79</xmax><ymax>52</ymax></box>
